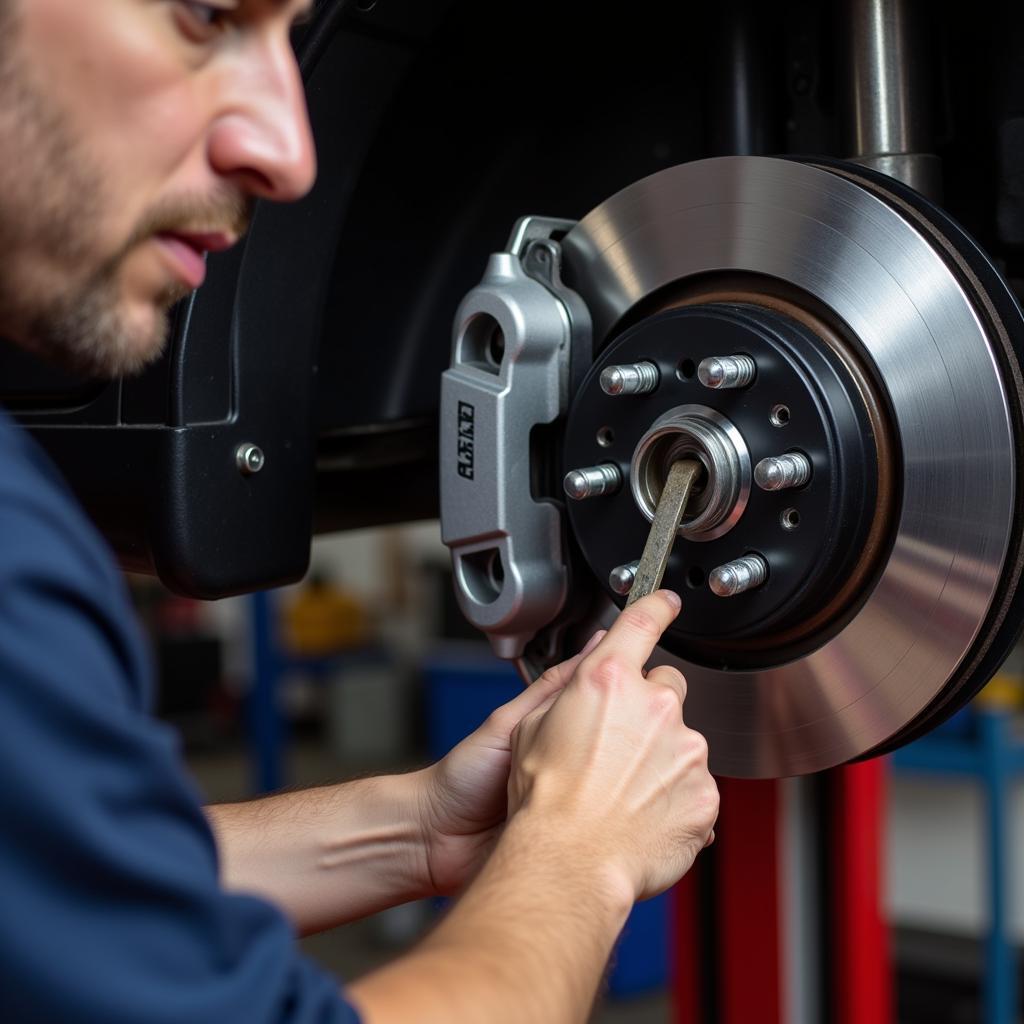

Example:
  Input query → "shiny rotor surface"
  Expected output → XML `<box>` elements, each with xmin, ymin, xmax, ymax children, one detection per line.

<box><xmin>562</xmin><ymin>156</ymin><xmax>1015</xmax><ymax>777</ymax></box>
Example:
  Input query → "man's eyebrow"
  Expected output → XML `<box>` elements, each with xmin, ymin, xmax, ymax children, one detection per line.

<box><xmin>256</xmin><ymin>0</ymin><xmax>318</xmax><ymax>25</ymax></box>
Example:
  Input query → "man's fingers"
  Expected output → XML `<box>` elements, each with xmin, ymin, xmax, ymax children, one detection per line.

<box><xmin>530</xmin><ymin>630</ymin><xmax>606</xmax><ymax>696</ymax></box>
<box><xmin>484</xmin><ymin>631</ymin><xmax>607</xmax><ymax>737</ymax></box>
<box><xmin>590</xmin><ymin>590</ymin><xmax>682</xmax><ymax>668</ymax></box>
<box><xmin>645</xmin><ymin>663</ymin><xmax>688</xmax><ymax>705</ymax></box>
<box><xmin>516</xmin><ymin>692</ymin><xmax>560</xmax><ymax>740</ymax></box>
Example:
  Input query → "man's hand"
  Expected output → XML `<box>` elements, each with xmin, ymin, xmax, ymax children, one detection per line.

<box><xmin>508</xmin><ymin>590</ymin><xmax>719</xmax><ymax>902</ymax></box>
<box><xmin>349</xmin><ymin>590</ymin><xmax>718</xmax><ymax>1024</ymax></box>
<box><xmin>205</xmin><ymin>629</ymin><xmax>613</xmax><ymax>933</ymax></box>
<box><xmin>418</xmin><ymin>630</ymin><xmax>606</xmax><ymax>895</ymax></box>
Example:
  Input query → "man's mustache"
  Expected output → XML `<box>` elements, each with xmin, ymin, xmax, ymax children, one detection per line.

<box><xmin>129</xmin><ymin>190</ymin><xmax>255</xmax><ymax>250</ymax></box>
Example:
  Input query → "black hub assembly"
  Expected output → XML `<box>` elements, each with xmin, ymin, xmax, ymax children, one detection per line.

<box><xmin>564</xmin><ymin>303</ymin><xmax>888</xmax><ymax>669</ymax></box>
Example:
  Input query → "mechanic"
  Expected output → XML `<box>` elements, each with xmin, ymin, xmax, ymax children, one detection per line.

<box><xmin>0</xmin><ymin>2</ymin><xmax>719</xmax><ymax>1022</ymax></box>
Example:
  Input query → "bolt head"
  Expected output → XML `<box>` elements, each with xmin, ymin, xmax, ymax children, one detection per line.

<box><xmin>237</xmin><ymin>443</ymin><xmax>265</xmax><ymax>476</ymax></box>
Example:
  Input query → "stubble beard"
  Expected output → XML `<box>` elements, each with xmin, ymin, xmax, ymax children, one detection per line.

<box><xmin>0</xmin><ymin>6</ymin><xmax>250</xmax><ymax>379</ymax></box>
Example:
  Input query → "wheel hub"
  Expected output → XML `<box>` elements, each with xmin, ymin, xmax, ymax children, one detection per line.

<box><xmin>563</xmin><ymin>301</ymin><xmax>886</xmax><ymax>666</ymax></box>
<box><xmin>441</xmin><ymin>156</ymin><xmax>1024</xmax><ymax>777</ymax></box>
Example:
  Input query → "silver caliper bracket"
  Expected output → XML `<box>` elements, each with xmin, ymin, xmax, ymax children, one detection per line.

<box><xmin>440</xmin><ymin>216</ymin><xmax>587</xmax><ymax>660</ymax></box>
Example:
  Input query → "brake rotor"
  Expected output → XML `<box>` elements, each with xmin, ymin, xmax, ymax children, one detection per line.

<box><xmin>556</xmin><ymin>156</ymin><xmax>1024</xmax><ymax>777</ymax></box>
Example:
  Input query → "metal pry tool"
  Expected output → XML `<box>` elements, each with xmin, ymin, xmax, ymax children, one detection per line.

<box><xmin>625</xmin><ymin>459</ymin><xmax>702</xmax><ymax>606</ymax></box>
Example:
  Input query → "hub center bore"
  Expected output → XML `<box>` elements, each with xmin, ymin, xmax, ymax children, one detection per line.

<box><xmin>630</xmin><ymin>405</ymin><xmax>751</xmax><ymax>541</ymax></box>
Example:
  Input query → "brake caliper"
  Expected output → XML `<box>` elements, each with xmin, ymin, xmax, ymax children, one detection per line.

<box><xmin>440</xmin><ymin>216</ymin><xmax>590</xmax><ymax>666</ymax></box>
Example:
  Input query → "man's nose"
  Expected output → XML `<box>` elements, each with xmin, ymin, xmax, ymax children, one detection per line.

<box><xmin>207</xmin><ymin>41</ymin><xmax>317</xmax><ymax>203</ymax></box>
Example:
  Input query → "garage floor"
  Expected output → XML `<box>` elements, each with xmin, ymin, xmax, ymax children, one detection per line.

<box><xmin>188</xmin><ymin>742</ymin><xmax>670</xmax><ymax>1024</ymax></box>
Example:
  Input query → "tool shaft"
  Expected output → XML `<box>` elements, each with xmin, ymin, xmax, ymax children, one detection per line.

<box><xmin>626</xmin><ymin>459</ymin><xmax>701</xmax><ymax>606</ymax></box>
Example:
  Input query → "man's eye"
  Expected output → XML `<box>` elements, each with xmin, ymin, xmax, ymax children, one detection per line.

<box><xmin>189</xmin><ymin>4</ymin><xmax>220</xmax><ymax>25</ymax></box>
<box><xmin>176</xmin><ymin>1</ymin><xmax>234</xmax><ymax>38</ymax></box>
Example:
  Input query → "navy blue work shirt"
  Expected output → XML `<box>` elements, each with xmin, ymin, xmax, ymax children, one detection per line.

<box><xmin>0</xmin><ymin>408</ymin><xmax>361</xmax><ymax>1024</ymax></box>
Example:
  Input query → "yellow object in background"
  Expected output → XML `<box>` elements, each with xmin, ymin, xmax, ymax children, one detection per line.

<box><xmin>975</xmin><ymin>670</ymin><xmax>1023</xmax><ymax>712</ymax></box>
<box><xmin>283</xmin><ymin>572</ymin><xmax>369</xmax><ymax>656</ymax></box>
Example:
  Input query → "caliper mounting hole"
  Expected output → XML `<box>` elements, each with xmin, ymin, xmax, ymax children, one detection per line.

<box><xmin>459</xmin><ymin>313</ymin><xmax>505</xmax><ymax>373</ymax></box>
<box><xmin>458</xmin><ymin>548</ymin><xmax>505</xmax><ymax>605</ymax></box>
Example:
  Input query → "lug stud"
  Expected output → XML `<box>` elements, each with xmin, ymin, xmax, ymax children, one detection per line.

<box><xmin>755</xmin><ymin>452</ymin><xmax>811</xmax><ymax>491</ymax></box>
<box><xmin>609</xmin><ymin>561</ymin><xmax>640</xmax><ymax>596</ymax></box>
<box><xmin>697</xmin><ymin>354</ymin><xmax>757</xmax><ymax>390</ymax></box>
<box><xmin>600</xmin><ymin>361</ymin><xmax>660</xmax><ymax>396</ymax></box>
<box><xmin>709</xmin><ymin>554</ymin><xmax>769</xmax><ymax>597</ymax></box>
<box><xmin>563</xmin><ymin>463</ymin><xmax>622</xmax><ymax>500</ymax></box>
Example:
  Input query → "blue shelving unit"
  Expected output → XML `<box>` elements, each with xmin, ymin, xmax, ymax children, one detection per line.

<box><xmin>248</xmin><ymin>589</ymin><xmax>387</xmax><ymax>793</ymax></box>
<box><xmin>249</xmin><ymin>589</ymin><xmax>284</xmax><ymax>793</ymax></box>
<box><xmin>892</xmin><ymin>708</ymin><xmax>1024</xmax><ymax>1024</ymax></box>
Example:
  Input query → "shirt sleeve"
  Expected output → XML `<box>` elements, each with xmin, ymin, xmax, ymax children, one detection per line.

<box><xmin>0</xmin><ymin>435</ymin><xmax>361</xmax><ymax>1024</ymax></box>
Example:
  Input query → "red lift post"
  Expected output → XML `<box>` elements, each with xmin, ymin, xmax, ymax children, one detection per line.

<box><xmin>673</xmin><ymin>761</ymin><xmax>892</xmax><ymax>1024</ymax></box>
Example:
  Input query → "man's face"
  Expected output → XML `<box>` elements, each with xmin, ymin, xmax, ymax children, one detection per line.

<box><xmin>0</xmin><ymin>0</ymin><xmax>316</xmax><ymax>378</ymax></box>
